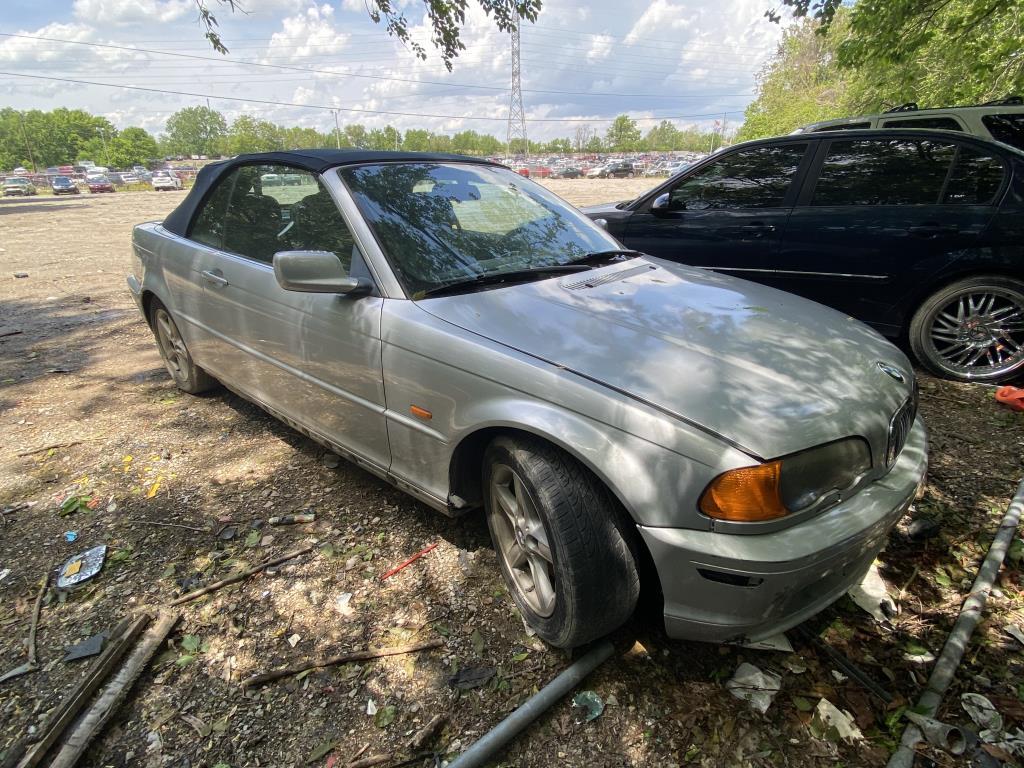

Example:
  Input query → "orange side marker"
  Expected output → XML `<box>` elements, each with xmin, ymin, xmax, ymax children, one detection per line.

<box><xmin>410</xmin><ymin>405</ymin><xmax>432</xmax><ymax>420</ymax></box>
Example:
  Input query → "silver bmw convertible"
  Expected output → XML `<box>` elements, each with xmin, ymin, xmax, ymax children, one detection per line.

<box><xmin>129</xmin><ymin>150</ymin><xmax>927</xmax><ymax>648</ymax></box>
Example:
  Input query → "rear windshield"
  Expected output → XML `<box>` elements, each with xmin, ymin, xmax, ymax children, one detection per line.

<box><xmin>982</xmin><ymin>114</ymin><xmax>1024</xmax><ymax>151</ymax></box>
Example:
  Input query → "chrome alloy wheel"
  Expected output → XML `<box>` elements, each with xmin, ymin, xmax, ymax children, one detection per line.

<box><xmin>487</xmin><ymin>463</ymin><xmax>556</xmax><ymax>617</ymax></box>
<box><xmin>928</xmin><ymin>289</ymin><xmax>1024</xmax><ymax>378</ymax></box>
<box><xmin>154</xmin><ymin>308</ymin><xmax>189</xmax><ymax>382</ymax></box>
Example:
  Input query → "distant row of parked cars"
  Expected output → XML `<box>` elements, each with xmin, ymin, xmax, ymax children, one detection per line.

<box><xmin>2</xmin><ymin>169</ymin><xmax>185</xmax><ymax>196</ymax></box>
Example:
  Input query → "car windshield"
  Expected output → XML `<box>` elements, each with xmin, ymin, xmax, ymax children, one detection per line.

<box><xmin>8</xmin><ymin>178</ymin><xmax>28</xmax><ymax>184</ymax></box>
<box><xmin>53</xmin><ymin>176</ymin><xmax>70</xmax><ymax>183</ymax></box>
<box><xmin>340</xmin><ymin>162</ymin><xmax>620</xmax><ymax>297</ymax></box>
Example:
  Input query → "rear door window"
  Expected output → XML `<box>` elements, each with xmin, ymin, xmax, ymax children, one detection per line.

<box><xmin>811</xmin><ymin>138</ymin><xmax>957</xmax><ymax>205</ymax></box>
<box><xmin>943</xmin><ymin>146</ymin><xmax>1006</xmax><ymax>205</ymax></box>
<box><xmin>880</xmin><ymin>116</ymin><xmax>964</xmax><ymax>131</ymax></box>
<box><xmin>982</xmin><ymin>113</ymin><xmax>1024</xmax><ymax>150</ymax></box>
<box><xmin>666</xmin><ymin>144</ymin><xmax>808</xmax><ymax>210</ymax></box>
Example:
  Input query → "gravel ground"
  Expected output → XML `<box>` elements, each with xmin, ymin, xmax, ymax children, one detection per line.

<box><xmin>1</xmin><ymin>181</ymin><xmax>1023</xmax><ymax>768</ymax></box>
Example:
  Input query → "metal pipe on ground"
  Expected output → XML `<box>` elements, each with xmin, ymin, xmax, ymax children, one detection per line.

<box><xmin>447</xmin><ymin>639</ymin><xmax>615</xmax><ymax>768</ymax></box>
<box><xmin>887</xmin><ymin>478</ymin><xmax>1024</xmax><ymax>768</ymax></box>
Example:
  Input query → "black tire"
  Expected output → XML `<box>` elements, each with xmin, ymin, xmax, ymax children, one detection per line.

<box><xmin>909</xmin><ymin>275</ymin><xmax>1024</xmax><ymax>383</ymax></box>
<box><xmin>482</xmin><ymin>435</ymin><xmax>639</xmax><ymax>648</ymax></box>
<box><xmin>148</xmin><ymin>298</ymin><xmax>217</xmax><ymax>394</ymax></box>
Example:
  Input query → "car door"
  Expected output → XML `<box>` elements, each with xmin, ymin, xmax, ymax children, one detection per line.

<box><xmin>769</xmin><ymin>136</ymin><xmax>1005</xmax><ymax>333</ymax></box>
<box><xmin>620</xmin><ymin>142</ymin><xmax>812</xmax><ymax>270</ymax></box>
<box><xmin>174</xmin><ymin>162</ymin><xmax>390</xmax><ymax>470</ymax></box>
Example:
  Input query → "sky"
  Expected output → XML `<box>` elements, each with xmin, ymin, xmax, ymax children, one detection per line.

<box><xmin>0</xmin><ymin>0</ymin><xmax>788</xmax><ymax>142</ymax></box>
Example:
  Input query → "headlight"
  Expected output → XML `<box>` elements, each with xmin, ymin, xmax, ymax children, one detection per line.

<box><xmin>699</xmin><ymin>438</ymin><xmax>872</xmax><ymax>523</ymax></box>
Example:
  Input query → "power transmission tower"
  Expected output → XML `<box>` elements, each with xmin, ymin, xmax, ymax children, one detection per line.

<box><xmin>506</xmin><ymin>18</ymin><xmax>527</xmax><ymax>162</ymax></box>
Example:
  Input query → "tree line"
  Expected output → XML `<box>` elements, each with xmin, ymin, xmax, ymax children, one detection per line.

<box><xmin>1</xmin><ymin>105</ymin><xmax>724</xmax><ymax>172</ymax></box>
<box><xmin>739</xmin><ymin>0</ymin><xmax>1023</xmax><ymax>140</ymax></box>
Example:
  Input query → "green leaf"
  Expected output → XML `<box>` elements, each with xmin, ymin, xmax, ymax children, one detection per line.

<box><xmin>319</xmin><ymin>542</ymin><xmax>335</xmax><ymax>559</ymax></box>
<box><xmin>175</xmin><ymin>654</ymin><xmax>195</xmax><ymax>667</ymax></box>
<box><xmin>181</xmin><ymin>635</ymin><xmax>201</xmax><ymax>653</ymax></box>
<box><xmin>792</xmin><ymin>696</ymin><xmax>813</xmax><ymax>712</ymax></box>
<box><xmin>306</xmin><ymin>739</ymin><xmax>339</xmax><ymax>763</ymax></box>
<box><xmin>904</xmin><ymin>640</ymin><xmax>929</xmax><ymax>655</ymax></box>
<box><xmin>934</xmin><ymin>568</ymin><xmax>953</xmax><ymax>588</ymax></box>
<box><xmin>433</xmin><ymin>622</ymin><xmax>450</xmax><ymax>637</ymax></box>
<box><xmin>471</xmin><ymin>629</ymin><xmax>485</xmax><ymax>657</ymax></box>
<box><xmin>374</xmin><ymin>704</ymin><xmax>397</xmax><ymax>728</ymax></box>
<box><xmin>511</xmin><ymin>651</ymin><xmax>529</xmax><ymax>663</ymax></box>
<box><xmin>244</xmin><ymin>530</ymin><xmax>260</xmax><ymax>547</ymax></box>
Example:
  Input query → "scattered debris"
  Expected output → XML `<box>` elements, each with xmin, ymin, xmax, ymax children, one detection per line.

<box><xmin>321</xmin><ymin>453</ymin><xmax>341</xmax><ymax>468</ymax></box>
<box><xmin>571</xmin><ymin>691</ymin><xmax>604</xmax><ymax>722</ymax></box>
<box><xmin>740</xmin><ymin>633</ymin><xmax>793</xmax><ymax>652</ymax></box>
<box><xmin>903</xmin><ymin>641</ymin><xmax>937</xmax><ymax>665</ymax></box>
<box><xmin>963</xmin><ymin>693</ymin><xmax>1004</xmax><ymax>735</ymax></box>
<box><xmin>407</xmin><ymin>714</ymin><xmax>446</xmax><ymax>751</ymax></box>
<box><xmin>13</xmin><ymin>272</ymin><xmax>29</xmax><ymax>278</ymax></box>
<box><xmin>1004</xmin><ymin>624</ymin><xmax>1024</xmax><ymax>647</ymax></box>
<box><xmin>269</xmin><ymin>512</ymin><xmax>315</xmax><ymax>525</ymax></box>
<box><xmin>0</xmin><ymin>565</ymin><xmax>48</xmax><ymax>684</ymax></box>
<box><xmin>170</xmin><ymin>544</ymin><xmax>315</xmax><ymax>605</ymax></box>
<box><xmin>848</xmin><ymin>561</ymin><xmax>896</xmax><ymax>626</ymax></box>
<box><xmin>366</xmin><ymin>699</ymin><xmax>377</xmax><ymax>716</ymax></box>
<box><xmin>374</xmin><ymin>705</ymin><xmax>396</xmax><ymax>728</ymax></box>
<box><xmin>380</xmin><ymin>542</ymin><xmax>438</xmax><ymax>581</ymax></box>
<box><xmin>782</xmin><ymin>657</ymin><xmax>807</xmax><ymax>675</ymax></box>
<box><xmin>217</xmin><ymin>526</ymin><xmax>237</xmax><ymax>541</ymax></box>
<box><xmin>995</xmin><ymin>386</ymin><xmax>1024</xmax><ymax>412</ymax></box>
<box><xmin>903</xmin><ymin>712</ymin><xmax>970</xmax><ymax>755</ymax></box>
<box><xmin>809</xmin><ymin>698</ymin><xmax>864</xmax><ymax>743</ymax></box>
<box><xmin>241</xmin><ymin>639</ymin><xmax>444</xmax><ymax>688</ymax></box>
<box><xmin>63</xmin><ymin>531</ymin><xmax>77</xmax><ymax>543</ymax></box>
<box><xmin>63</xmin><ymin>633</ymin><xmax>108</xmax><ymax>662</ymax></box>
<box><xmin>16</xmin><ymin>440</ymin><xmax>86</xmax><ymax>457</ymax></box>
<box><xmin>448</xmin><ymin>665</ymin><xmax>497</xmax><ymax>691</ymax></box>
<box><xmin>334</xmin><ymin>592</ymin><xmax>354</xmax><ymax>618</ymax></box>
<box><xmin>56</xmin><ymin>545</ymin><xmax>107</xmax><ymax>590</ymax></box>
<box><xmin>287</xmin><ymin>633</ymin><xmax>301</xmax><ymax>648</ymax></box>
<box><xmin>0</xmin><ymin>568</ymin><xmax>10</xmax><ymax>583</ymax></box>
<box><xmin>725</xmin><ymin>662</ymin><xmax>781</xmax><ymax>714</ymax></box>
<box><xmin>796</xmin><ymin>627</ymin><xmax>893</xmax><ymax>702</ymax></box>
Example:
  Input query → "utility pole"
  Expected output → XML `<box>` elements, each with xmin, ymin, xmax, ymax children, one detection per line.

<box><xmin>17</xmin><ymin>111</ymin><xmax>37</xmax><ymax>172</ymax></box>
<box><xmin>332</xmin><ymin>110</ymin><xmax>341</xmax><ymax>149</ymax></box>
<box><xmin>506</xmin><ymin>17</ymin><xmax>527</xmax><ymax>163</ymax></box>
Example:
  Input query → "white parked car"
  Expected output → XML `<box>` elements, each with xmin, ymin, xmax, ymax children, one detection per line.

<box><xmin>152</xmin><ymin>173</ymin><xmax>183</xmax><ymax>191</ymax></box>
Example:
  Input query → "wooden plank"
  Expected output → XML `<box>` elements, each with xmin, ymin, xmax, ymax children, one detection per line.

<box><xmin>46</xmin><ymin>611</ymin><xmax>179</xmax><ymax>768</ymax></box>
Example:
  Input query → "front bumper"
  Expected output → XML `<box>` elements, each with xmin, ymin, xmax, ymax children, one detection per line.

<box><xmin>640</xmin><ymin>416</ymin><xmax>928</xmax><ymax>644</ymax></box>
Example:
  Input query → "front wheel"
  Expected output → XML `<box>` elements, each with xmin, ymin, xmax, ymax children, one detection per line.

<box><xmin>909</xmin><ymin>275</ymin><xmax>1024</xmax><ymax>383</ymax></box>
<box><xmin>149</xmin><ymin>299</ymin><xmax>217</xmax><ymax>393</ymax></box>
<box><xmin>483</xmin><ymin>435</ymin><xmax>639</xmax><ymax>648</ymax></box>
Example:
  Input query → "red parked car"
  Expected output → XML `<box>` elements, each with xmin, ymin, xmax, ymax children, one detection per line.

<box><xmin>87</xmin><ymin>176</ymin><xmax>116</xmax><ymax>193</ymax></box>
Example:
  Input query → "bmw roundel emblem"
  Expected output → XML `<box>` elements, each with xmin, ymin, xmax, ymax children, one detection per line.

<box><xmin>876</xmin><ymin>361</ymin><xmax>906</xmax><ymax>383</ymax></box>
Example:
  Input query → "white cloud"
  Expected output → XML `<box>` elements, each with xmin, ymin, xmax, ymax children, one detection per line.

<box><xmin>586</xmin><ymin>34</ymin><xmax>614</xmax><ymax>63</ymax></box>
<box><xmin>264</xmin><ymin>4</ymin><xmax>350</xmax><ymax>62</ymax></box>
<box><xmin>72</xmin><ymin>0</ymin><xmax>191</xmax><ymax>25</ymax></box>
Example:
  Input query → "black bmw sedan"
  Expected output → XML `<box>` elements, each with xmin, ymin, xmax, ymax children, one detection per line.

<box><xmin>582</xmin><ymin>129</ymin><xmax>1024</xmax><ymax>383</ymax></box>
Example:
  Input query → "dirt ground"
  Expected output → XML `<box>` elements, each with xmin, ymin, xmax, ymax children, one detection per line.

<box><xmin>1</xmin><ymin>180</ymin><xmax>1023</xmax><ymax>768</ymax></box>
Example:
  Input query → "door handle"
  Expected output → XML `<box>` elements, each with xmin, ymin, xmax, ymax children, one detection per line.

<box><xmin>739</xmin><ymin>223</ymin><xmax>776</xmax><ymax>238</ymax></box>
<box><xmin>908</xmin><ymin>223</ymin><xmax>957</xmax><ymax>238</ymax></box>
<box><xmin>201</xmin><ymin>269</ymin><xmax>229</xmax><ymax>287</ymax></box>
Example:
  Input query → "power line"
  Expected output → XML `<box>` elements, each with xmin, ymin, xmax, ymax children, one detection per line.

<box><xmin>0</xmin><ymin>71</ymin><xmax>746</xmax><ymax>123</ymax></box>
<box><xmin>0</xmin><ymin>32</ymin><xmax>756</xmax><ymax>100</ymax></box>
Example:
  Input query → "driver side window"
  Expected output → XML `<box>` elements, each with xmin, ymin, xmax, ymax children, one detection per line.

<box><xmin>667</xmin><ymin>144</ymin><xmax>808</xmax><ymax>211</ymax></box>
<box><xmin>189</xmin><ymin>164</ymin><xmax>355</xmax><ymax>271</ymax></box>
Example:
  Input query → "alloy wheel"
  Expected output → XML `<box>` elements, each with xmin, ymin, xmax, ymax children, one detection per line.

<box><xmin>154</xmin><ymin>308</ymin><xmax>189</xmax><ymax>382</ymax></box>
<box><xmin>927</xmin><ymin>289</ymin><xmax>1024</xmax><ymax>378</ymax></box>
<box><xmin>487</xmin><ymin>463</ymin><xmax>556</xmax><ymax>617</ymax></box>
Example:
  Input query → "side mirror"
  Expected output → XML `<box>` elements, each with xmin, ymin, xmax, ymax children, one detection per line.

<box><xmin>650</xmin><ymin>193</ymin><xmax>672</xmax><ymax>214</ymax></box>
<box><xmin>592</xmin><ymin>217</ymin><xmax>608</xmax><ymax>230</ymax></box>
<box><xmin>272</xmin><ymin>250</ymin><xmax>373</xmax><ymax>295</ymax></box>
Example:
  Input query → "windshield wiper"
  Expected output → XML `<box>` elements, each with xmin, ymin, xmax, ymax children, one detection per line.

<box><xmin>569</xmin><ymin>249</ymin><xmax>643</xmax><ymax>266</ymax></box>
<box><xmin>418</xmin><ymin>264</ymin><xmax>590</xmax><ymax>299</ymax></box>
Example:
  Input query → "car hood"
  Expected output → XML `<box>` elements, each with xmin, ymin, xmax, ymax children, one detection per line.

<box><xmin>418</xmin><ymin>257</ymin><xmax>914</xmax><ymax>460</ymax></box>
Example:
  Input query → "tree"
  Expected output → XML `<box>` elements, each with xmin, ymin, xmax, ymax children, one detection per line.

<box><xmin>605</xmin><ymin>115</ymin><xmax>641</xmax><ymax>152</ymax></box>
<box><xmin>644</xmin><ymin>120</ymin><xmax>683</xmax><ymax>151</ymax></box>
<box><xmin>401</xmin><ymin>129</ymin><xmax>432</xmax><ymax>151</ymax></box>
<box><xmin>367</xmin><ymin>126</ymin><xmax>402</xmax><ymax>150</ymax></box>
<box><xmin>573</xmin><ymin>124</ymin><xmax>594</xmax><ymax>153</ymax></box>
<box><xmin>195</xmin><ymin>0</ymin><xmax>542</xmax><ymax>70</ymax></box>
<box><xmin>224</xmin><ymin>115</ymin><xmax>284</xmax><ymax>155</ymax></box>
<box><xmin>103</xmin><ymin>127</ymin><xmax>159</xmax><ymax>167</ymax></box>
<box><xmin>768</xmin><ymin>1</ymin><xmax>1023</xmax><ymax>102</ymax></box>
<box><xmin>164</xmin><ymin>106</ymin><xmax>227</xmax><ymax>157</ymax></box>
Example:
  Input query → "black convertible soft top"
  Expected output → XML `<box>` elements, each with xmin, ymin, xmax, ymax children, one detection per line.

<box><xmin>162</xmin><ymin>149</ymin><xmax>497</xmax><ymax>237</ymax></box>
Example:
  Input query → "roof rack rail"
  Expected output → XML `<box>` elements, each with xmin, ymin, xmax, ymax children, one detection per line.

<box><xmin>884</xmin><ymin>102</ymin><xmax>920</xmax><ymax>113</ymax></box>
<box><xmin>981</xmin><ymin>95</ymin><xmax>1023</xmax><ymax>107</ymax></box>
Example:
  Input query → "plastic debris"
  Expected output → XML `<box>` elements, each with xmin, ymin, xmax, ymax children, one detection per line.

<box><xmin>995</xmin><ymin>386</ymin><xmax>1024</xmax><ymax>412</ymax></box>
<box><xmin>0</xmin><ymin>568</ymin><xmax>10</xmax><ymax>584</ymax></box>
<box><xmin>848</xmin><ymin>561</ymin><xmax>896</xmax><ymax>625</ymax></box>
<box><xmin>962</xmin><ymin>693</ymin><xmax>1004</xmax><ymax>734</ymax></box>
<box><xmin>741</xmin><ymin>633</ymin><xmax>794</xmax><ymax>652</ymax></box>
<box><xmin>810</xmin><ymin>698</ymin><xmax>864</xmax><ymax>743</ymax></box>
<box><xmin>63</xmin><ymin>531</ymin><xmax>78</xmax><ymax>543</ymax></box>
<box><xmin>903</xmin><ymin>712</ymin><xmax>969</xmax><ymax>755</ymax></box>
<box><xmin>379</xmin><ymin>542</ymin><xmax>438</xmax><ymax>581</ymax></box>
<box><xmin>448</xmin><ymin>665</ymin><xmax>496</xmax><ymax>691</ymax></box>
<box><xmin>269</xmin><ymin>512</ymin><xmax>315</xmax><ymax>525</ymax></box>
<box><xmin>287</xmin><ymin>633</ymin><xmax>301</xmax><ymax>648</ymax></box>
<box><xmin>56</xmin><ymin>545</ymin><xmax>107</xmax><ymax>590</ymax></box>
<box><xmin>572</xmin><ymin>691</ymin><xmax>605</xmax><ymax>722</ymax></box>
<box><xmin>725</xmin><ymin>662</ymin><xmax>782</xmax><ymax>714</ymax></box>
<box><xmin>782</xmin><ymin>657</ymin><xmax>807</xmax><ymax>674</ymax></box>
<box><xmin>63</xmin><ymin>632</ymin><xmax>108</xmax><ymax>662</ymax></box>
<box><xmin>335</xmin><ymin>592</ymin><xmax>354</xmax><ymax>618</ymax></box>
<box><xmin>1004</xmin><ymin>624</ymin><xmax>1024</xmax><ymax>647</ymax></box>
<box><xmin>366</xmin><ymin>698</ymin><xmax>377</xmax><ymax>716</ymax></box>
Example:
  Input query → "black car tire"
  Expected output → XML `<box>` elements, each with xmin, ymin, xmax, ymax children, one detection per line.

<box><xmin>909</xmin><ymin>275</ymin><xmax>1024</xmax><ymax>383</ymax></box>
<box><xmin>483</xmin><ymin>435</ymin><xmax>640</xmax><ymax>648</ymax></box>
<box><xmin>148</xmin><ymin>299</ymin><xmax>217</xmax><ymax>394</ymax></box>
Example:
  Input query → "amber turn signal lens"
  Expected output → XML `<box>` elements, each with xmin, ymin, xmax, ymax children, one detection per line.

<box><xmin>699</xmin><ymin>461</ymin><xmax>789</xmax><ymax>522</ymax></box>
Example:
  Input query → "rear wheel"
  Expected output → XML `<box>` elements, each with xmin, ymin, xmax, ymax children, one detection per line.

<box><xmin>149</xmin><ymin>299</ymin><xmax>217</xmax><ymax>394</ymax></box>
<box><xmin>483</xmin><ymin>435</ymin><xmax>639</xmax><ymax>648</ymax></box>
<box><xmin>909</xmin><ymin>275</ymin><xmax>1024</xmax><ymax>383</ymax></box>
